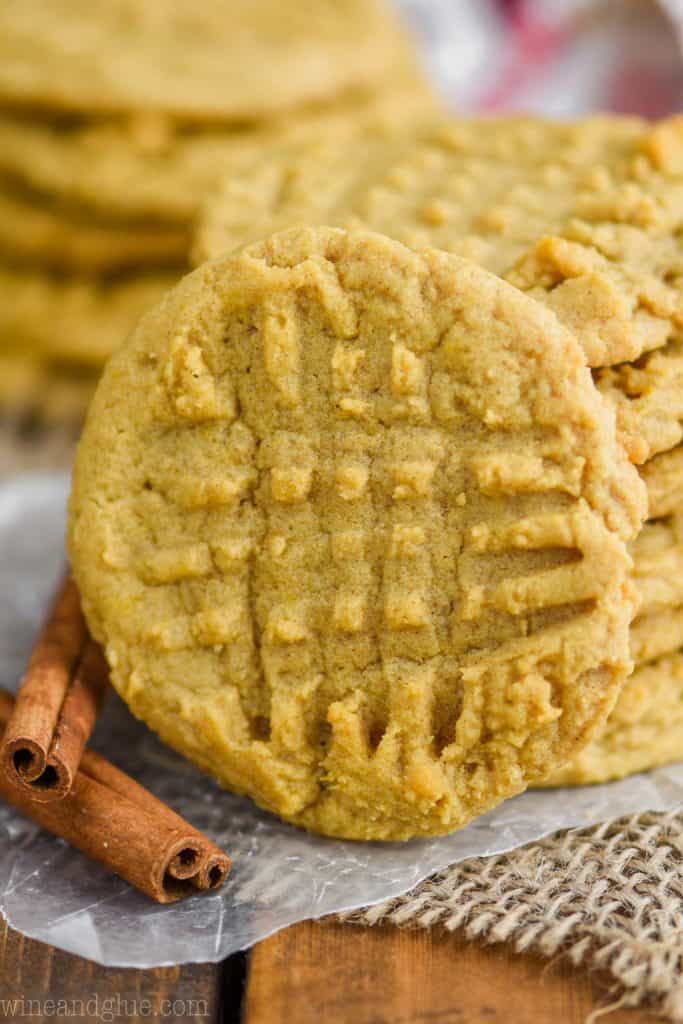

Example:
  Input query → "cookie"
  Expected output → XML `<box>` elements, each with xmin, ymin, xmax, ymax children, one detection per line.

<box><xmin>27</xmin><ymin>366</ymin><xmax>97</xmax><ymax>425</ymax></box>
<box><xmin>631</xmin><ymin>606</ymin><xmax>683</xmax><ymax>665</ymax></box>
<box><xmin>194</xmin><ymin>100</ymin><xmax>438</xmax><ymax>266</ymax></box>
<box><xmin>0</xmin><ymin>350</ymin><xmax>97</xmax><ymax>424</ymax></box>
<box><xmin>542</xmin><ymin>652</ymin><xmax>683</xmax><ymax>786</ymax></box>
<box><xmin>498</xmin><ymin>226</ymin><xmax>676</xmax><ymax>384</ymax></box>
<box><xmin>69</xmin><ymin>226</ymin><xmax>645</xmax><ymax>840</ymax></box>
<box><xmin>556</xmin><ymin>435</ymin><xmax>683</xmax><ymax>788</ymax></box>
<box><xmin>595</xmin><ymin>336</ymin><xmax>683</xmax><ymax>464</ymax></box>
<box><xmin>196</xmin><ymin>116</ymin><xmax>683</xmax><ymax>370</ymax></box>
<box><xmin>0</xmin><ymin>266</ymin><xmax>176</xmax><ymax>367</ymax></box>
<box><xmin>0</xmin><ymin>0</ymin><xmax>419</xmax><ymax>122</ymax></box>
<box><xmin>631</xmin><ymin>514</ymin><xmax>683</xmax><ymax>619</ymax></box>
<box><xmin>540</xmin><ymin>513</ymin><xmax>683</xmax><ymax>787</ymax></box>
<box><xmin>196</xmin><ymin>116</ymin><xmax>643</xmax><ymax>263</ymax></box>
<box><xmin>0</xmin><ymin>350</ymin><xmax>43</xmax><ymax>415</ymax></box>
<box><xmin>0</xmin><ymin>80</ymin><xmax>436</xmax><ymax>228</ymax></box>
<box><xmin>0</xmin><ymin>187</ymin><xmax>188</xmax><ymax>272</ymax></box>
<box><xmin>642</xmin><ymin>446</ymin><xmax>683</xmax><ymax>518</ymax></box>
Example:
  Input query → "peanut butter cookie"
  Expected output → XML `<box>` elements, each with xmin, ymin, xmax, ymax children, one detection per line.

<box><xmin>0</xmin><ymin>0</ymin><xmax>418</xmax><ymax>122</ymax></box>
<box><xmin>0</xmin><ymin>81</ymin><xmax>435</xmax><ymax>229</ymax></box>
<box><xmin>542</xmin><ymin>512</ymin><xmax>683</xmax><ymax>786</ymax></box>
<box><xmin>642</xmin><ymin>446</ymin><xmax>683</xmax><ymax>518</ymax></box>
<box><xmin>544</xmin><ymin>652</ymin><xmax>683</xmax><ymax>786</ymax></box>
<box><xmin>0</xmin><ymin>266</ymin><xmax>175</xmax><ymax>368</ymax></box>
<box><xmin>631</xmin><ymin>514</ymin><xmax>683</xmax><ymax>622</ymax></box>
<box><xmin>69</xmin><ymin>227</ymin><xmax>645</xmax><ymax>839</ymax></box>
<box><xmin>0</xmin><ymin>188</ymin><xmax>188</xmax><ymax>272</ymax></box>
<box><xmin>0</xmin><ymin>350</ymin><xmax>97</xmax><ymax>424</ymax></box>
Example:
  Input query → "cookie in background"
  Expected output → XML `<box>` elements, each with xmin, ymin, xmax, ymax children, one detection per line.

<box><xmin>0</xmin><ymin>0</ymin><xmax>435</xmax><ymax>447</ymax></box>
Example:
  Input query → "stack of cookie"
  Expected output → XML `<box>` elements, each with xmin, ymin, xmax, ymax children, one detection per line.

<box><xmin>196</xmin><ymin>114</ymin><xmax>683</xmax><ymax>786</ymax></box>
<box><xmin>0</xmin><ymin>0</ymin><xmax>432</xmax><ymax>430</ymax></box>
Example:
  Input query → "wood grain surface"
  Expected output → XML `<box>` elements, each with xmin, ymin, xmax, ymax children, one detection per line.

<box><xmin>243</xmin><ymin>921</ymin><xmax>659</xmax><ymax>1024</ymax></box>
<box><xmin>0</xmin><ymin>918</ymin><xmax>224</xmax><ymax>1023</ymax></box>
<box><xmin>0</xmin><ymin>916</ymin><xmax>664</xmax><ymax>1023</ymax></box>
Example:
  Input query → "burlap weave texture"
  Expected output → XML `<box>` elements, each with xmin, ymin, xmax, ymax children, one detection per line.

<box><xmin>343</xmin><ymin>811</ymin><xmax>683</xmax><ymax>1019</ymax></box>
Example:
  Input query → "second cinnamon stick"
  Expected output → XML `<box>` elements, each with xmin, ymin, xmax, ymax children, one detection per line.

<box><xmin>1</xmin><ymin>575</ymin><xmax>108</xmax><ymax>800</ymax></box>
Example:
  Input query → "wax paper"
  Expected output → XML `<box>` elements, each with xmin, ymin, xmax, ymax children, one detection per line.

<box><xmin>1</xmin><ymin>473</ymin><xmax>683</xmax><ymax>968</ymax></box>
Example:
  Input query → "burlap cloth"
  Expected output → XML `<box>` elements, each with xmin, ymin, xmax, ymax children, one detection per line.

<box><xmin>4</xmin><ymin>435</ymin><xmax>683</xmax><ymax>1019</ymax></box>
<box><xmin>340</xmin><ymin>810</ymin><xmax>683</xmax><ymax>1020</ymax></box>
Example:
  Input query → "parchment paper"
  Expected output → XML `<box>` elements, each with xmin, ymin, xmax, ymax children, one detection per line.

<box><xmin>1</xmin><ymin>472</ymin><xmax>683</xmax><ymax>967</ymax></box>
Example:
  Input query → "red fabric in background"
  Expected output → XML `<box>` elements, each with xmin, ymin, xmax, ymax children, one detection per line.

<box><xmin>436</xmin><ymin>0</ymin><xmax>683</xmax><ymax>116</ymax></box>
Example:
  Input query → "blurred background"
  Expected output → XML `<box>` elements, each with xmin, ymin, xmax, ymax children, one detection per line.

<box><xmin>402</xmin><ymin>0</ymin><xmax>683</xmax><ymax>115</ymax></box>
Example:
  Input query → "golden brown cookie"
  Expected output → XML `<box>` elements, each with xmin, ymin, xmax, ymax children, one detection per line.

<box><xmin>0</xmin><ymin>350</ymin><xmax>97</xmax><ymax>424</ymax></box>
<box><xmin>631</xmin><ymin>514</ymin><xmax>683</xmax><ymax>620</ymax></box>
<box><xmin>69</xmin><ymin>226</ymin><xmax>645</xmax><ymax>840</ymax></box>
<box><xmin>543</xmin><ymin>652</ymin><xmax>683</xmax><ymax>786</ymax></box>
<box><xmin>0</xmin><ymin>265</ymin><xmax>176</xmax><ymax>367</ymax></box>
<box><xmin>540</xmin><ymin>511</ymin><xmax>683</xmax><ymax>787</ymax></box>
<box><xmin>0</xmin><ymin>350</ymin><xmax>43</xmax><ymax>415</ymax></box>
<box><xmin>543</xmin><ymin>507</ymin><xmax>683</xmax><ymax>788</ymax></box>
<box><xmin>195</xmin><ymin>116</ymin><xmax>642</xmax><ymax>265</ymax></box>
<box><xmin>595</xmin><ymin>337</ymin><xmax>683</xmax><ymax>465</ymax></box>
<box><xmin>627</xmin><ymin>507</ymin><xmax>683</xmax><ymax>676</ymax></box>
<box><xmin>631</xmin><ymin>606</ymin><xmax>683</xmax><ymax>665</ymax></box>
<box><xmin>193</xmin><ymin>100</ymin><xmax>438</xmax><ymax>266</ymax></box>
<box><xmin>0</xmin><ymin>0</ymin><xmax>418</xmax><ymax>122</ymax></box>
<box><xmin>0</xmin><ymin>187</ymin><xmax>188</xmax><ymax>272</ymax></box>
<box><xmin>0</xmin><ymin>81</ymin><xmax>436</xmax><ymax>228</ymax></box>
<box><xmin>642</xmin><ymin>446</ymin><xmax>683</xmax><ymax>518</ymax></box>
<box><xmin>507</xmin><ymin>226</ymin><xmax>683</xmax><ymax>383</ymax></box>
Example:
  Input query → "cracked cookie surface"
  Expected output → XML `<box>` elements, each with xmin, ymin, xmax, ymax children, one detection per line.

<box><xmin>69</xmin><ymin>226</ymin><xmax>645</xmax><ymax>839</ymax></box>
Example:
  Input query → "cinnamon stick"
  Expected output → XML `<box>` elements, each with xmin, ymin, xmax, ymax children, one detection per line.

<box><xmin>1</xmin><ymin>575</ymin><xmax>108</xmax><ymax>800</ymax></box>
<box><xmin>0</xmin><ymin>688</ymin><xmax>231</xmax><ymax>903</ymax></box>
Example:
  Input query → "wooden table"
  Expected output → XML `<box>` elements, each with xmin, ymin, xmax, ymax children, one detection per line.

<box><xmin>0</xmin><ymin>918</ymin><xmax>660</xmax><ymax>1022</ymax></box>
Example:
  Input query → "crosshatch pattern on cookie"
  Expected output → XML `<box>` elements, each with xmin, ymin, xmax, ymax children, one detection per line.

<box><xmin>69</xmin><ymin>227</ymin><xmax>645</xmax><ymax>840</ymax></box>
<box><xmin>192</xmin><ymin>84</ymin><xmax>436</xmax><ymax>268</ymax></box>
<box><xmin>348</xmin><ymin>117</ymin><xmax>683</xmax><ymax>372</ymax></box>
